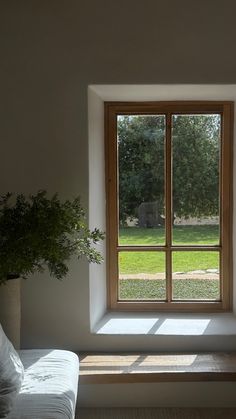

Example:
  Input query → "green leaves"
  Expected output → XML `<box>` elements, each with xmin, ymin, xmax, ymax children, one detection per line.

<box><xmin>118</xmin><ymin>114</ymin><xmax>220</xmax><ymax>223</ymax></box>
<box><xmin>0</xmin><ymin>191</ymin><xmax>104</xmax><ymax>284</ymax></box>
<box><xmin>118</xmin><ymin>115</ymin><xmax>165</xmax><ymax>224</ymax></box>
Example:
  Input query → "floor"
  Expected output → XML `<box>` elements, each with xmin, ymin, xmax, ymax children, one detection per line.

<box><xmin>76</xmin><ymin>408</ymin><xmax>236</xmax><ymax>419</ymax></box>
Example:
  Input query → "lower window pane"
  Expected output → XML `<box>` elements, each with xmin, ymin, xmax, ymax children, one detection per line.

<box><xmin>119</xmin><ymin>252</ymin><xmax>166</xmax><ymax>300</ymax></box>
<box><xmin>172</xmin><ymin>251</ymin><xmax>220</xmax><ymax>300</ymax></box>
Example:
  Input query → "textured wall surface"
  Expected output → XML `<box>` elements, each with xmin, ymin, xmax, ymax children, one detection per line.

<box><xmin>0</xmin><ymin>1</ymin><xmax>236</xmax><ymax>350</ymax></box>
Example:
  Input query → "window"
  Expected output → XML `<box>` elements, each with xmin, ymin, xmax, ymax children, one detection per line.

<box><xmin>105</xmin><ymin>101</ymin><xmax>233</xmax><ymax>311</ymax></box>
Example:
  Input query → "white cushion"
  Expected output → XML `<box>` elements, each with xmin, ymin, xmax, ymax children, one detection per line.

<box><xmin>8</xmin><ymin>349</ymin><xmax>79</xmax><ymax>419</ymax></box>
<box><xmin>0</xmin><ymin>324</ymin><xmax>24</xmax><ymax>418</ymax></box>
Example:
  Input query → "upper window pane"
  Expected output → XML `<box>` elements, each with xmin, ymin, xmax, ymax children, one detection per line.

<box><xmin>118</xmin><ymin>115</ymin><xmax>165</xmax><ymax>245</ymax></box>
<box><xmin>172</xmin><ymin>114</ymin><xmax>220</xmax><ymax>245</ymax></box>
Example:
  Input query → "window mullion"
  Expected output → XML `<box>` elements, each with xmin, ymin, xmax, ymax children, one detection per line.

<box><xmin>166</xmin><ymin>113</ymin><xmax>172</xmax><ymax>302</ymax></box>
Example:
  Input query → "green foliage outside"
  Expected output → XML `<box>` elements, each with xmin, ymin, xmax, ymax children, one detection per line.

<box><xmin>117</xmin><ymin>113</ymin><xmax>220</xmax><ymax>300</ymax></box>
<box><xmin>118</xmin><ymin>114</ymin><xmax>220</xmax><ymax>224</ymax></box>
<box><xmin>0</xmin><ymin>191</ymin><xmax>104</xmax><ymax>285</ymax></box>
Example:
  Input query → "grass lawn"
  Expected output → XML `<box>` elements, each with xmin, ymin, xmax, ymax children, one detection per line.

<box><xmin>119</xmin><ymin>225</ymin><xmax>219</xmax><ymax>274</ymax></box>
<box><xmin>119</xmin><ymin>251</ymin><xmax>219</xmax><ymax>274</ymax></box>
<box><xmin>119</xmin><ymin>225</ymin><xmax>219</xmax><ymax>246</ymax></box>
<box><xmin>119</xmin><ymin>278</ymin><xmax>220</xmax><ymax>300</ymax></box>
<box><xmin>118</xmin><ymin>225</ymin><xmax>220</xmax><ymax>300</ymax></box>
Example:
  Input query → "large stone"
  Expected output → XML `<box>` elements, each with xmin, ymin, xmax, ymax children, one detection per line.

<box><xmin>138</xmin><ymin>201</ymin><xmax>164</xmax><ymax>228</ymax></box>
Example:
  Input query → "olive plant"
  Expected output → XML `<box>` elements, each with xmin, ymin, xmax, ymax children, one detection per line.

<box><xmin>0</xmin><ymin>191</ymin><xmax>104</xmax><ymax>284</ymax></box>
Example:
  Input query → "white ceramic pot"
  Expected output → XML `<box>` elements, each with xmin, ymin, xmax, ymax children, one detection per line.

<box><xmin>0</xmin><ymin>278</ymin><xmax>21</xmax><ymax>348</ymax></box>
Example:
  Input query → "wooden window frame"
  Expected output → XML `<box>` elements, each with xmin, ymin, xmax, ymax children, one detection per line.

<box><xmin>105</xmin><ymin>101</ymin><xmax>234</xmax><ymax>312</ymax></box>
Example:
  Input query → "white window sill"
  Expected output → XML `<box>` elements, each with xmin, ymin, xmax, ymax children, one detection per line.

<box><xmin>93</xmin><ymin>312</ymin><xmax>236</xmax><ymax>336</ymax></box>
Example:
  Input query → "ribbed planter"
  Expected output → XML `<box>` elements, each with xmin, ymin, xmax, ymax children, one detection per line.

<box><xmin>0</xmin><ymin>277</ymin><xmax>21</xmax><ymax>349</ymax></box>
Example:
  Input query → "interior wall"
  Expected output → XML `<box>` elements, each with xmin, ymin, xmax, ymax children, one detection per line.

<box><xmin>0</xmin><ymin>0</ymin><xmax>236</xmax><ymax>350</ymax></box>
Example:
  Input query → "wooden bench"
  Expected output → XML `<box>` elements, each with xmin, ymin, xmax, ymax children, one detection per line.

<box><xmin>79</xmin><ymin>352</ymin><xmax>236</xmax><ymax>384</ymax></box>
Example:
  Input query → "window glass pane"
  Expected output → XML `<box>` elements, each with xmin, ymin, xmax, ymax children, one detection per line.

<box><xmin>172</xmin><ymin>114</ymin><xmax>220</xmax><ymax>245</ymax></box>
<box><xmin>119</xmin><ymin>251</ymin><xmax>166</xmax><ymax>300</ymax></box>
<box><xmin>118</xmin><ymin>115</ymin><xmax>165</xmax><ymax>245</ymax></box>
<box><xmin>172</xmin><ymin>251</ymin><xmax>220</xmax><ymax>300</ymax></box>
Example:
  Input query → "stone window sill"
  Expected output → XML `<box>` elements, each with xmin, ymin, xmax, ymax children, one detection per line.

<box><xmin>93</xmin><ymin>312</ymin><xmax>236</xmax><ymax>336</ymax></box>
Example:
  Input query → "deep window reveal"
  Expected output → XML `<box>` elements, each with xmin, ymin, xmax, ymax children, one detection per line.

<box><xmin>105</xmin><ymin>101</ymin><xmax>233</xmax><ymax>312</ymax></box>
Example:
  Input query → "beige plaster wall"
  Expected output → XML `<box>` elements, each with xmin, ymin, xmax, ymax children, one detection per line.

<box><xmin>0</xmin><ymin>1</ymin><xmax>236</xmax><ymax>350</ymax></box>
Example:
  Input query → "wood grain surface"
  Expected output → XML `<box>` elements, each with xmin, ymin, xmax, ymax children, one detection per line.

<box><xmin>79</xmin><ymin>352</ymin><xmax>236</xmax><ymax>384</ymax></box>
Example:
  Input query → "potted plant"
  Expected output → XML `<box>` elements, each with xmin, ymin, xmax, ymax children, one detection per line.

<box><xmin>0</xmin><ymin>190</ymin><xmax>104</xmax><ymax>347</ymax></box>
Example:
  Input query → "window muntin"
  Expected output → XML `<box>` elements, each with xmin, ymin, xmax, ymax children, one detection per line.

<box><xmin>105</xmin><ymin>102</ymin><xmax>233</xmax><ymax>311</ymax></box>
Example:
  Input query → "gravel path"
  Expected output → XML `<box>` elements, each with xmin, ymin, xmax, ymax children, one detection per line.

<box><xmin>120</xmin><ymin>271</ymin><xmax>219</xmax><ymax>280</ymax></box>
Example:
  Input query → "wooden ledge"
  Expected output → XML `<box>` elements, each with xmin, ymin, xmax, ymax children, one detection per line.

<box><xmin>78</xmin><ymin>352</ymin><xmax>236</xmax><ymax>384</ymax></box>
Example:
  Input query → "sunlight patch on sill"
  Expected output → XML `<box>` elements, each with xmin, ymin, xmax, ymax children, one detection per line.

<box><xmin>93</xmin><ymin>312</ymin><xmax>236</xmax><ymax>336</ymax></box>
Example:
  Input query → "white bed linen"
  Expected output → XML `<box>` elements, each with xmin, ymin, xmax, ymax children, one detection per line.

<box><xmin>0</xmin><ymin>324</ymin><xmax>24</xmax><ymax>418</ymax></box>
<box><xmin>7</xmin><ymin>349</ymin><xmax>79</xmax><ymax>419</ymax></box>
